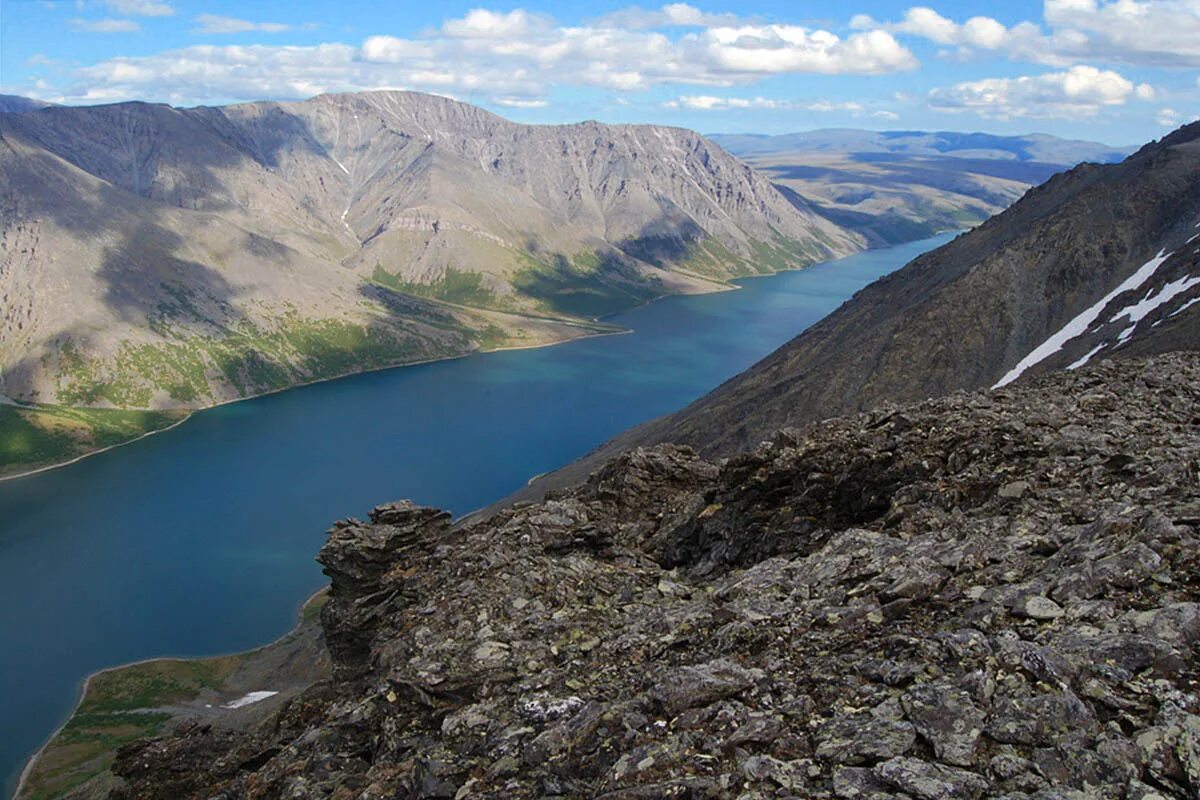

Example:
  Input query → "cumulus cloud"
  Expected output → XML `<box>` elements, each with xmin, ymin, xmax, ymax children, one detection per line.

<box><xmin>928</xmin><ymin>65</ymin><xmax>1148</xmax><ymax>119</ymax></box>
<box><xmin>870</xmin><ymin>1</ymin><xmax>1200</xmax><ymax>68</ymax></box>
<box><xmin>69</xmin><ymin>18</ymin><xmax>141</xmax><ymax>33</ymax></box>
<box><xmin>46</xmin><ymin>6</ymin><xmax>918</xmax><ymax>105</ymax></box>
<box><xmin>694</xmin><ymin>26</ymin><xmax>916</xmax><ymax>75</ymax></box>
<box><xmin>193</xmin><ymin>15</ymin><xmax>290</xmax><ymax>35</ymax></box>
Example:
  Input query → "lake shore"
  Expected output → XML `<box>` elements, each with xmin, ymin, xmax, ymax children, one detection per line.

<box><xmin>14</xmin><ymin>588</ymin><xmax>331</xmax><ymax>800</ymax></box>
<box><xmin>0</xmin><ymin>316</ymin><xmax>630</xmax><ymax>485</ymax></box>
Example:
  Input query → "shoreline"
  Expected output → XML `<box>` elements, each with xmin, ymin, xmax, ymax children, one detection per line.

<box><xmin>0</xmin><ymin>320</ymin><xmax>632</xmax><ymax>485</ymax></box>
<box><xmin>12</xmin><ymin>586</ymin><xmax>330</xmax><ymax>800</ymax></box>
<box><xmin>0</xmin><ymin>257</ymin><xmax>778</xmax><ymax>487</ymax></box>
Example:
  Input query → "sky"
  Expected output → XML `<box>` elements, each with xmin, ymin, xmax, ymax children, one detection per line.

<box><xmin>1</xmin><ymin>0</ymin><xmax>1198</xmax><ymax>144</ymax></box>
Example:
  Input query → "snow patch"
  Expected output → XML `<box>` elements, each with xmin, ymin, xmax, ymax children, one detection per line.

<box><xmin>1109</xmin><ymin>273</ymin><xmax>1200</xmax><ymax>330</ymax></box>
<box><xmin>1067</xmin><ymin>343</ymin><xmax>1107</xmax><ymax>370</ymax></box>
<box><xmin>1171</xmin><ymin>296</ymin><xmax>1200</xmax><ymax>317</ymax></box>
<box><xmin>221</xmin><ymin>691</ymin><xmax>278</xmax><ymax>710</ymax></box>
<box><xmin>993</xmin><ymin>250</ymin><xmax>1173</xmax><ymax>388</ymax></box>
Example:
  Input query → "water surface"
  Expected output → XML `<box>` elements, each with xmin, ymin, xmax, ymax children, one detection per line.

<box><xmin>0</xmin><ymin>233</ymin><xmax>952</xmax><ymax>795</ymax></box>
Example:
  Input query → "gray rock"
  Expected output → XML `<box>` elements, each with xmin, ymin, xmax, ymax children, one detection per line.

<box><xmin>874</xmin><ymin>757</ymin><xmax>991</xmax><ymax>800</ymax></box>
<box><xmin>816</xmin><ymin>713</ymin><xmax>917</xmax><ymax>765</ymax></box>
<box><xmin>902</xmin><ymin>683</ymin><xmax>985</xmax><ymax>767</ymax></box>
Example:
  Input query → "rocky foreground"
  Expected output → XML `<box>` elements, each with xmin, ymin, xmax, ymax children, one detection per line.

<box><xmin>113</xmin><ymin>353</ymin><xmax>1200</xmax><ymax>799</ymax></box>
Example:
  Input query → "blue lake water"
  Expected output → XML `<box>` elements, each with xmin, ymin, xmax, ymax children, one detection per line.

<box><xmin>0</xmin><ymin>233</ymin><xmax>952</xmax><ymax>796</ymax></box>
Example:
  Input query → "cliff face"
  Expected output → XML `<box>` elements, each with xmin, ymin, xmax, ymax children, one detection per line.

<box><xmin>110</xmin><ymin>352</ymin><xmax>1200</xmax><ymax>799</ymax></box>
<box><xmin>0</xmin><ymin>90</ymin><xmax>856</xmax><ymax>410</ymax></box>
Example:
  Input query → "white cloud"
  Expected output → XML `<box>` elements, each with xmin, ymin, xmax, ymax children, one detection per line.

<box><xmin>104</xmin><ymin>0</ymin><xmax>174</xmax><ymax>17</ymax></box>
<box><xmin>1157</xmin><ymin>107</ymin><xmax>1182</xmax><ymax>126</ymax></box>
<box><xmin>874</xmin><ymin>1</ymin><xmax>1200</xmax><ymax>68</ymax></box>
<box><xmin>50</xmin><ymin>7</ymin><xmax>918</xmax><ymax>105</ymax></box>
<box><xmin>1156</xmin><ymin>106</ymin><xmax>1198</xmax><ymax>127</ymax></box>
<box><xmin>664</xmin><ymin>95</ymin><xmax>870</xmax><ymax>113</ymax></box>
<box><xmin>694</xmin><ymin>26</ymin><xmax>917</xmax><ymax>75</ymax></box>
<box><xmin>193</xmin><ymin>15</ymin><xmax>290</xmax><ymax>35</ymax></box>
<box><xmin>598</xmin><ymin>3</ymin><xmax>740</xmax><ymax>29</ymax></box>
<box><xmin>665</xmin><ymin>95</ymin><xmax>791</xmax><ymax>110</ymax></box>
<box><xmin>493</xmin><ymin>97</ymin><xmax>550</xmax><ymax>108</ymax></box>
<box><xmin>928</xmin><ymin>65</ymin><xmax>1146</xmax><ymax>119</ymax></box>
<box><xmin>441</xmin><ymin>9</ymin><xmax>547</xmax><ymax>39</ymax></box>
<box><xmin>69</xmin><ymin>17</ymin><xmax>141</xmax><ymax>33</ymax></box>
<box><xmin>873</xmin><ymin>109</ymin><xmax>901</xmax><ymax>120</ymax></box>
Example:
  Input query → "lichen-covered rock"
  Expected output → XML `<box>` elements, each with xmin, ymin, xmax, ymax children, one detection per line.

<box><xmin>109</xmin><ymin>354</ymin><xmax>1200</xmax><ymax>799</ymax></box>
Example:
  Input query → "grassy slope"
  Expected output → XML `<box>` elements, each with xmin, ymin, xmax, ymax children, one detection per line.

<box><xmin>18</xmin><ymin>591</ymin><xmax>330</xmax><ymax>800</ymax></box>
<box><xmin>1</xmin><ymin>231</ymin><xmax>837</xmax><ymax>479</ymax></box>
<box><xmin>0</xmin><ymin>405</ymin><xmax>187</xmax><ymax>479</ymax></box>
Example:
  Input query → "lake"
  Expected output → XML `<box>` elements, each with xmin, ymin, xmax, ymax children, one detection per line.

<box><xmin>0</xmin><ymin>233</ymin><xmax>953</xmax><ymax>796</ymax></box>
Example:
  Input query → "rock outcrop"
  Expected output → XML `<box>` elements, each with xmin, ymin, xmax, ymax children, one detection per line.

<box><xmin>109</xmin><ymin>352</ymin><xmax>1200</xmax><ymax>798</ymax></box>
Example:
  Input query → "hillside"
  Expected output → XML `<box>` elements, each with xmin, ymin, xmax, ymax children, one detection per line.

<box><xmin>511</xmin><ymin>123</ymin><xmax>1200</xmax><ymax>501</ymax></box>
<box><xmin>0</xmin><ymin>91</ymin><xmax>859</xmax><ymax>475</ymax></box>
<box><xmin>86</xmin><ymin>351</ymin><xmax>1200</xmax><ymax>799</ymax></box>
<box><xmin>712</xmin><ymin>129</ymin><xmax>1134</xmax><ymax>246</ymax></box>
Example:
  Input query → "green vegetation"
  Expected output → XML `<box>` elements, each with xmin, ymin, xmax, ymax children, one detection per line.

<box><xmin>747</xmin><ymin>232</ymin><xmax>827</xmax><ymax>274</ymax></box>
<box><xmin>372</xmin><ymin>265</ymin><xmax>497</xmax><ymax>307</ymax></box>
<box><xmin>302</xmin><ymin>588</ymin><xmax>330</xmax><ymax>621</ymax></box>
<box><xmin>18</xmin><ymin>656</ymin><xmax>244</xmax><ymax>800</ymax></box>
<box><xmin>0</xmin><ymin>404</ymin><xmax>185</xmax><ymax>478</ymax></box>
<box><xmin>513</xmin><ymin>252</ymin><xmax>663</xmax><ymax>318</ymax></box>
<box><xmin>56</xmin><ymin>314</ymin><xmax>465</xmax><ymax>412</ymax></box>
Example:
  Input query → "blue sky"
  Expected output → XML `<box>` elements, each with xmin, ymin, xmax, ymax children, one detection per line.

<box><xmin>2</xmin><ymin>0</ymin><xmax>1197</xmax><ymax>144</ymax></box>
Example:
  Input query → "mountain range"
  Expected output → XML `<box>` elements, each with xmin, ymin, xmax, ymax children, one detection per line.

<box><xmin>0</xmin><ymin>90</ymin><xmax>857</xmax><ymax>474</ymax></box>
<box><xmin>0</xmin><ymin>94</ymin><xmax>1145</xmax><ymax>479</ymax></box>
<box><xmin>0</xmin><ymin>90</ymin><xmax>853</xmax><ymax>408</ymax></box>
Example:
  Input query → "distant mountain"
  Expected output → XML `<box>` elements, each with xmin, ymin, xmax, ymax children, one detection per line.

<box><xmin>710</xmin><ymin>129</ymin><xmax>1135</xmax><ymax>164</ymax></box>
<box><xmin>0</xmin><ymin>95</ymin><xmax>53</xmax><ymax>114</ymax></box>
<box><xmin>0</xmin><ymin>91</ymin><xmax>856</xmax><ymax>428</ymax></box>
<box><xmin>510</xmin><ymin>123</ymin><xmax>1200</xmax><ymax>501</ymax></box>
<box><xmin>712</xmin><ymin>129</ymin><xmax>1136</xmax><ymax>247</ymax></box>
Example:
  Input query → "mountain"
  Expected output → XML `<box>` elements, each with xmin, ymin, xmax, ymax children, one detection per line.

<box><xmin>89</xmin><ymin>351</ymin><xmax>1200</xmax><ymax>799</ymax></box>
<box><xmin>0</xmin><ymin>96</ymin><xmax>52</xmax><ymax>114</ymax></box>
<box><xmin>712</xmin><ymin>129</ymin><xmax>1135</xmax><ymax>247</ymax></box>
<box><xmin>505</xmin><ymin>123</ymin><xmax>1200</xmax><ymax>502</ymax></box>
<box><xmin>710</xmin><ymin>129</ymin><xmax>1135</xmax><ymax>163</ymax></box>
<box><xmin>0</xmin><ymin>91</ymin><xmax>857</xmax><ymax>474</ymax></box>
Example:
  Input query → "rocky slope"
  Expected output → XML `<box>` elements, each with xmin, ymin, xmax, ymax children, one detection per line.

<box><xmin>106</xmin><ymin>352</ymin><xmax>1200</xmax><ymax>799</ymax></box>
<box><xmin>0</xmin><ymin>91</ymin><xmax>855</xmax><ymax>415</ymax></box>
<box><xmin>513</xmin><ymin>123</ymin><xmax>1200</xmax><ymax>501</ymax></box>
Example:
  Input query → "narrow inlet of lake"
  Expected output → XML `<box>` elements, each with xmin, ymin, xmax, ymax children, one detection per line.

<box><xmin>0</xmin><ymin>233</ymin><xmax>954</xmax><ymax>796</ymax></box>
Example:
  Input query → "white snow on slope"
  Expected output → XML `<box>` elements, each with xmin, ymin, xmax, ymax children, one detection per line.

<box><xmin>1171</xmin><ymin>296</ymin><xmax>1200</xmax><ymax>317</ymax></box>
<box><xmin>993</xmin><ymin>250</ymin><xmax>1173</xmax><ymax>388</ymax></box>
<box><xmin>221</xmin><ymin>691</ymin><xmax>278</xmax><ymax>710</ymax></box>
<box><xmin>1067</xmin><ymin>343</ymin><xmax>1107</xmax><ymax>370</ymax></box>
<box><xmin>1109</xmin><ymin>272</ymin><xmax>1200</xmax><ymax>328</ymax></box>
